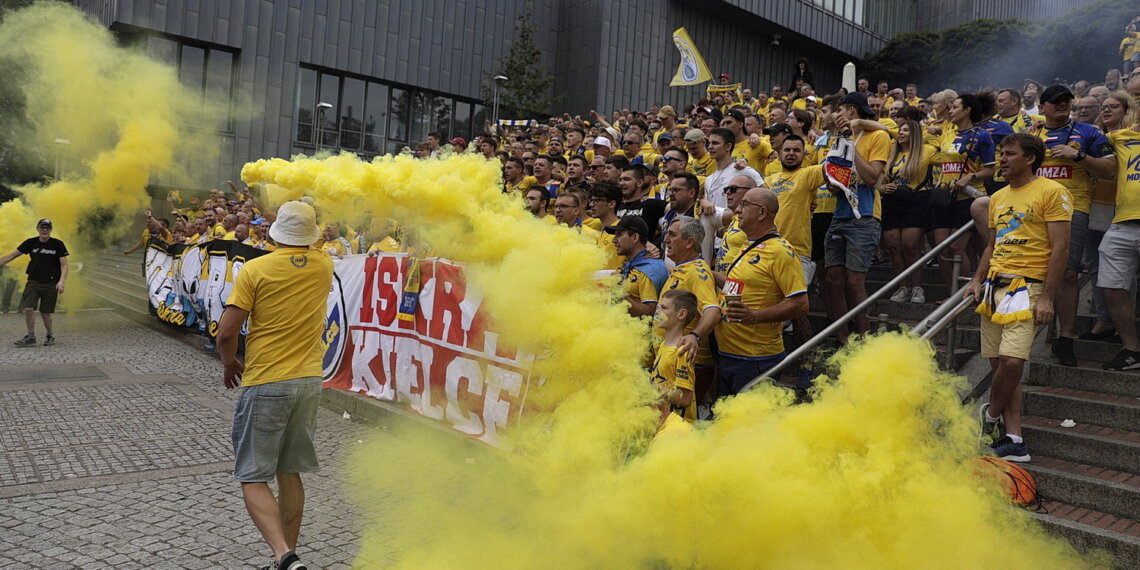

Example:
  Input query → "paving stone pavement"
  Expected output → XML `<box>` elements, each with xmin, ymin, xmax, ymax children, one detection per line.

<box><xmin>0</xmin><ymin>308</ymin><xmax>401</xmax><ymax>569</ymax></box>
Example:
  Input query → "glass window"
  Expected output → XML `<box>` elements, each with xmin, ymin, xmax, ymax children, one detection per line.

<box><xmin>454</xmin><ymin>101</ymin><xmax>472</xmax><ymax>140</ymax></box>
<box><xmin>296</xmin><ymin>68</ymin><xmax>317</xmax><ymax>143</ymax></box>
<box><xmin>364</xmin><ymin>82</ymin><xmax>388</xmax><ymax>153</ymax></box>
<box><xmin>180</xmin><ymin>45</ymin><xmax>205</xmax><ymax>94</ymax></box>
<box><xmin>410</xmin><ymin>91</ymin><xmax>431</xmax><ymax>144</ymax></box>
<box><xmin>148</xmin><ymin>37</ymin><xmax>176</xmax><ymax>66</ymax></box>
<box><xmin>318</xmin><ymin>74</ymin><xmax>339</xmax><ymax>148</ymax></box>
<box><xmin>389</xmin><ymin>88</ymin><xmax>409</xmax><ymax>142</ymax></box>
<box><xmin>340</xmin><ymin>77</ymin><xmax>365</xmax><ymax>150</ymax></box>
<box><xmin>472</xmin><ymin>105</ymin><xmax>488</xmax><ymax>136</ymax></box>
<box><xmin>432</xmin><ymin>96</ymin><xmax>452</xmax><ymax>140</ymax></box>
<box><xmin>205</xmin><ymin>50</ymin><xmax>234</xmax><ymax>131</ymax></box>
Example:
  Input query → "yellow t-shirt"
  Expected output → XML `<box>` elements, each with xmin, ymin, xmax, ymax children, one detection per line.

<box><xmin>999</xmin><ymin>112</ymin><xmax>1040</xmax><ymax>134</ymax></box>
<box><xmin>809</xmin><ymin>134</ymin><xmax>837</xmax><ymax>214</ymax></box>
<box><xmin>650</xmin><ymin>343</ymin><xmax>696</xmax><ymax>420</ymax></box>
<box><xmin>792</xmin><ymin>98</ymin><xmax>807</xmax><ymax>110</ymax></box>
<box><xmin>1108</xmin><ymin>128</ymin><xmax>1140</xmax><ymax>223</ymax></box>
<box><xmin>886</xmin><ymin>145</ymin><xmax>937</xmax><ymax>190</ymax></box>
<box><xmin>598</xmin><ymin>220</ymin><xmax>624</xmax><ymax>270</ymax></box>
<box><xmin>935</xmin><ymin>125</ymin><xmax>995</xmax><ymax>200</ymax></box>
<box><xmin>687</xmin><ymin>152</ymin><xmax>717</xmax><ymax>177</ymax></box>
<box><xmin>733</xmin><ymin>137</ymin><xmax>773</xmax><ymax>173</ymax></box>
<box><xmin>988</xmin><ymin>177</ymin><xmax>1073</xmax><ymax>281</ymax></box>
<box><xmin>878</xmin><ymin>117</ymin><xmax>899</xmax><ymax>138</ymax></box>
<box><xmin>222</xmin><ymin>231</ymin><xmax>237</xmax><ymax>241</ymax></box>
<box><xmin>839</xmin><ymin>130</ymin><xmax>891</xmax><ymax>220</ymax></box>
<box><xmin>210</xmin><ymin>223</ymin><xmax>227</xmax><ymax>239</ymax></box>
<box><xmin>582</xmin><ymin>217</ymin><xmax>603</xmax><ymax>231</ymax></box>
<box><xmin>226</xmin><ymin>246</ymin><xmax>335</xmax><ymax>386</ymax></box>
<box><xmin>367</xmin><ymin>236</ymin><xmax>403</xmax><ymax>253</ymax></box>
<box><xmin>623</xmin><ymin>268</ymin><xmax>661</xmax><ymax>306</ymax></box>
<box><xmin>654</xmin><ymin>410</ymin><xmax>694</xmax><ymax>441</ymax></box>
<box><xmin>767</xmin><ymin>165</ymin><xmax>825</xmax><ymax>257</ymax></box>
<box><xmin>1122</xmin><ymin>34</ymin><xmax>1136</xmax><ymax>62</ymax></box>
<box><xmin>1032</xmin><ymin>122</ymin><xmax>1113</xmax><ymax>214</ymax></box>
<box><xmin>716</xmin><ymin>235</ymin><xmax>806</xmax><ymax>359</ymax></box>
<box><xmin>662</xmin><ymin>258</ymin><xmax>720</xmax><ymax>367</ymax></box>
<box><xmin>506</xmin><ymin>175</ymin><xmax>538</xmax><ymax>194</ymax></box>
<box><xmin>715</xmin><ymin>217</ymin><xmax>747</xmax><ymax>273</ymax></box>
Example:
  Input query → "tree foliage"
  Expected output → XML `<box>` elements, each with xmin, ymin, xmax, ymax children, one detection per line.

<box><xmin>0</xmin><ymin>0</ymin><xmax>56</xmax><ymax>193</ymax></box>
<box><xmin>482</xmin><ymin>2</ymin><xmax>562</xmax><ymax>120</ymax></box>
<box><xmin>862</xmin><ymin>0</ymin><xmax>1134</xmax><ymax>92</ymax></box>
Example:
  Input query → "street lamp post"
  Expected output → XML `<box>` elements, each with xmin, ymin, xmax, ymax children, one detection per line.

<box><xmin>492</xmin><ymin>75</ymin><xmax>508</xmax><ymax>133</ymax></box>
<box><xmin>315</xmin><ymin>102</ymin><xmax>333</xmax><ymax>154</ymax></box>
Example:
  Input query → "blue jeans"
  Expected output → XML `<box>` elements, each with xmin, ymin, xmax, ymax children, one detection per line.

<box><xmin>717</xmin><ymin>353</ymin><xmax>785</xmax><ymax>397</ymax></box>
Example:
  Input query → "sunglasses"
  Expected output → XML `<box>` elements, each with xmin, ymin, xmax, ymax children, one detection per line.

<box><xmin>661</xmin><ymin>156</ymin><xmax>684</xmax><ymax>163</ymax></box>
<box><xmin>724</xmin><ymin>184</ymin><xmax>748</xmax><ymax>195</ymax></box>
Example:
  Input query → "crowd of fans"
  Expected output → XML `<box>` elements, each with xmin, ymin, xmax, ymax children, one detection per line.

<box><xmin>128</xmin><ymin>42</ymin><xmax>1140</xmax><ymax>454</ymax></box>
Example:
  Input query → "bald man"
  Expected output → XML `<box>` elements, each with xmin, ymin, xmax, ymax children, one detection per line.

<box><xmin>714</xmin><ymin>187</ymin><xmax>809</xmax><ymax>396</ymax></box>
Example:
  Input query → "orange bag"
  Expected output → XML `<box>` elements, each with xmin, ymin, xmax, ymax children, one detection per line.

<box><xmin>969</xmin><ymin>456</ymin><xmax>1039</xmax><ymax>508</ymax></box>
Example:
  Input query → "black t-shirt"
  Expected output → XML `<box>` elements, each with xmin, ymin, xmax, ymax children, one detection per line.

<box><xmin>18</xmin><ymin>237</ymin><xmax>69</xmax><ymax>284</ymax></box>
<box><xmin>616</xmin><ymin>198</ymin><xmax>667</xmax><ymax>242</ymax></box>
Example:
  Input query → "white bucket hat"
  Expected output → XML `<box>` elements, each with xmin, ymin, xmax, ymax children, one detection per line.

<box><xmin>268</xmin><ymin>201</ymin><xmax>321</xmax><ymax>246</ymax></box>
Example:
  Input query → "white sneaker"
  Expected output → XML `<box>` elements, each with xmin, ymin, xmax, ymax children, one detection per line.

<box><xmin>889</xmin><ymin>286</ymin><xmax>911</xmax><ymax>302</ymax></box>
<box><xmin>910</xmin><ymin>286</ymin><xmax>926</xmax><ymax>303</ymax></box>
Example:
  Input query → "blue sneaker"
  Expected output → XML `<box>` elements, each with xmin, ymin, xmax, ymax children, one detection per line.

<box><xmin>991</xmin><ymin>436</ymin><xmax>1030</xmax><ymax>463</ymax></box>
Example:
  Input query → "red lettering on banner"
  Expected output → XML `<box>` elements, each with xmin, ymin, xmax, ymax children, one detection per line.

<box><xmin>941</xmin><ymin>161</ymin><xmax>965</xmax><ymax>174</ymax></box>
<box><xmin>1036</xmin><ymin>165</ymin><xmax>1073</xmax><ymax>179</ymax></box>
<box><xmin>430</xmin><ymin>263</ymin><xmax>467</xmax><ymax>346</ymax></box>
<box><xmin>358</xmin><ymin>255</ymin><xmax>402</xmax><ymax>326</ymax></box>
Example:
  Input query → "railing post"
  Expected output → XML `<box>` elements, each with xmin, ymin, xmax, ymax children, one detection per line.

<box><xmin>944</xmin><ymin>255</ymin><xmax>962</xmax><ymax>369</ymax></box>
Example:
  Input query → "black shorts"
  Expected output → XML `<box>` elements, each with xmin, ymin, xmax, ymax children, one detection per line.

<box><xmin>811</xmin><ymin>212</ymin><xmax>833</xmax><ymax>261</ymax></box>
<box><xmin>882</xmin><ymin>190</ymin><xmax>930</xmax><ymax>231</ymax></box>
<box><xmin>930</xmin><ymin>198</ymin><xmax>974</xmax><ymax>230</ymax></box>
<box><xmin>20</xmin><ymin>280</ymin><xmax>58</xmax><ymax>313</ymax></box>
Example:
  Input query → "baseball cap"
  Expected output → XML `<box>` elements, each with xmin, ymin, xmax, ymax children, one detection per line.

<box><xmin>603</xmin><ymin>215</ymin><xmax>650</xmax><ymax>242</ymax></box>
<box><xmin>36</xmin><ymin>218</ymin><xmax>52</xmax><ymax>228</ymax></box>
<box><xmin>656</xmin><ymin>132</ymin><xmax>674</xmax><ymax>142</ymax></box>
<box><xmin>592</xmin><ymin>137</ymin><xmax>613</xmax><ymax>149</ymax></box>
<box><xmin>684</xmin><ymin>129</ymin><xmax>706</xmax><ymax>144</ymax></box>
<box><xmin>1040</xmin><ymin>84</ymin><xmax>1075</xmax><ymax>104</ymax></box>
<box><xmin>724</xmin><ymin>109</ymin><xmax>746</xmax><ymax>124</ymax></box>
<box><xmin>719</xmin><ymin>73</ymin><xmax>730</xmax><ymax>80</ymax></box>
<box><xmin>448</xmin><ymin>137</ymin><xmax>467</xmax><ymax>146</ymax></box>
<box><xmin>840</xmin><ymin>92</ymin><xmax>875</xmax><ymax>117</ymax></box>
<box><xmin>763</xmin><ymin>123</ymin><xmax>793</xmax><ymax>136</ymax></box>
<box><xmin>657</xmin><ymin>105</ymin><xmax>677</xmax><ymax>119</ymax></box>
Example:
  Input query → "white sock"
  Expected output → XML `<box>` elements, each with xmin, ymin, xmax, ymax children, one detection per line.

<box><xmin>985</xmin><ymin>411</ymin><xmax>1001</xmax><ymax>423</ymax></box>
<box><xmin>1007</xmin><ymin>433</ymin><xmax>1023</xmax><ymax>444</ymax></box>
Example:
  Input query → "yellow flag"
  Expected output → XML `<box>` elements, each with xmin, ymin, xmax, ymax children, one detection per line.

<box><xmin>670</xmin><ymin>27</ymin><xmax>713</xmax><ymax>86</ymax></box>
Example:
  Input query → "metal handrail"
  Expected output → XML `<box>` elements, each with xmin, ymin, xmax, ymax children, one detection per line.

<box><xmin>741</xmin><ymin>219</ymin><xmax>976</xmax><ymax>393</ymax></box>
<box><xmin>914</xmin><ymin>288</ymin><xmax>974</xmax><ymax>339</ymax></box>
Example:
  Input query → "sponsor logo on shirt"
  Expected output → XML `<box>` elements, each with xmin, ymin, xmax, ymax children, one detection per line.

<box><xmin>1036</xmin><ymin>165</ymin><xmax>1073</xmax><ymax>179</ymax></box>
<box><xmin>722</xmin><ymin>278</ymin><xmax>743</xmax><ymax>296</ymax></box>
<box><xmin>941</xmin><ymin>161</ymin><xmax>965</xmax><ymax>174</ymax></box>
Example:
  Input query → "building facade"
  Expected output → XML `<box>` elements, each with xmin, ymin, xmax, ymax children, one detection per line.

<box><xmin>68</xmin><ymin>0</ymin><xmax>1092</xmax><ymax>187</ymax></box>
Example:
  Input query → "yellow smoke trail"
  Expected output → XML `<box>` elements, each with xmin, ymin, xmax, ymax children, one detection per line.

<box><xmin>245</xmin><ymin>152</ymin><xmax>1100</xmax><ymax>568</ymax></box>
<box><xmin>0</xmin><ymin>3</ymin><xmax>220</xmax><ymax>304</ymax></box>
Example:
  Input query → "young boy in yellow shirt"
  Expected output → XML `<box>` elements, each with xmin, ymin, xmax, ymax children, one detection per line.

<box><xmin>651</xmin><ymin>289</ymin><xmax>698</xmax><ymax>427</ymax></box>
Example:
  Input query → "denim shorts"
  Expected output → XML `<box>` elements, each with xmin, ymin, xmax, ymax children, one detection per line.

<box><xmin>1066</xmin><ymin>209</ymin><xmax>1089</xmax><ymax>273</ymax></box>
<box><xmin>824</xmin><ymin>217</ymin><xmax>881</xmax><ymax>272</ymax></box>
<box><xmin>232</xmin><ymin>376</ymin><xmax>323</xmax><ymax>483</ymax></box>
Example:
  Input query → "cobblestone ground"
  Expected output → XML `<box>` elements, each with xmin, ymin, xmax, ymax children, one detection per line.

<box><xmin>0</xmin><ymin>308</ymin><xmax>398</xmax><ymax>569</ymax></box>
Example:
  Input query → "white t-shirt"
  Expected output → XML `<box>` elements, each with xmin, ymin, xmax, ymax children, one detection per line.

<box><xmin>703</xmin><ymin>164</ymin><xmax>763</xmax><ymax>209</ymax></box>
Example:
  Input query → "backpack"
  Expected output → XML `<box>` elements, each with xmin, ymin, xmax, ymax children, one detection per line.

<box><xmin>969</xmin><ymin>455</ymin><xmax>1042</xmax><ymax>510</ymax></box>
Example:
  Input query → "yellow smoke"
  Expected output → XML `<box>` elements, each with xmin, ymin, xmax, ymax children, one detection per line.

<box><xmin>244</xmin><ymin>152</ymin><xmax>1099</xmax><ymax>568</ymax></box>
<box><xmin>0</xmin><ymin>3</ymin><xmax>221</xmax><ymax>303</ymax></box>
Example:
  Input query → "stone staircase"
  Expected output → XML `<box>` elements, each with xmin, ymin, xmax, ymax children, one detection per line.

<box><xmin>82</xmin><ymin>246</ymin><xmax>152</xmax><ymax>319</ymax></box>
<box><xmin>815</xmin><ymin>262</ymin><xmax>1140</xmax><ymax>565</ymax></box>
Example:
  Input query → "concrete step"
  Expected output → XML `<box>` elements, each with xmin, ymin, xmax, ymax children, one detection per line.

<box><xmin>1021</xmin><ymin>416</ymin><xmax>1140</xmax><ymax>476</ymax></box>
<box><xmin>807</xmin><ymin>296</ymin><xmax>981</xmax><ymax>326</ymax></box>
<box><xmin>1024</xmin><ymin>386</ymin><xmax>1140</xmax><ymax>433</ymax></box>
<box><xmin>1026</xmin><ymin>361</ymin><xmax>1140</xmax><ymax>398</ymax></box>
<box><xmin>84</xmin><ymin>265</ymin><xmax>147</xmax><ymax>294</ymax></box>
<box><xmin>866</xmin><ymin>280</ymin><xmax>951</xmax><ymax>302</ymax></box>
<box><xmin>803</xmin><ymin>312</ymin><xmax>980</xmax><ymax>347</ymax></box>
<box><xmin>1027</xmin><ymin>455</ymin><xmax>1140</xmax><ymax>522</ymax></box>
<box><xmin>1035</xmin><ymin>501</ymin><xmax>1140</xmax><ymax>565</ymax></box>
<box><xmin>84</xmin><ymin>280</ymin><xmax>150</xmax><ymax>318</ymax></box>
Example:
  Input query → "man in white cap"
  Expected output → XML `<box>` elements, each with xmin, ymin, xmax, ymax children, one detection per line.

<box><xmin>0</xmin><ymin>218</ymin><xmax>69</xmax><ymax>347</ymax></box>
<box><xmin>216</xmin><ymin>200</ymin><xmax>333</xmax><ymax>570</ymax></box>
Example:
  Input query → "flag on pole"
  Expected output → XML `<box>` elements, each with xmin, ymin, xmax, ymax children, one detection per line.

<box><xmin>670</xmin><ymin>27</ymin><xmax>713</xmax><ymax>86</ymax></box>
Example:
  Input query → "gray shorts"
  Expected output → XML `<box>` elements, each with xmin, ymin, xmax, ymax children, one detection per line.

<box><xmin>1097</xmin><ymin>222</ymin><xmax>1140</xmax><ymax>290</ymax></box>
<box><xmin>824</xmin><ymin>217</ymin><xmax>881</xmax><ymax>272</ymax></box>
<box><xmin>1066</xmin><ymin>209</ymin><xmax>1089</xmax><ymax>273</ymax></box>
<box><xmin>231</xmin><ymin>376</ymin><xmax>322</xmax><ymax>483</ymax></box>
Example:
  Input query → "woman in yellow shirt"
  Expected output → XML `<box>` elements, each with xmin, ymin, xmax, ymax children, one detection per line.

<box><xmin>923</xmin><ymin>89</ymin><xmax>958</xmax><ymax>148</ymax></box>
<box><xmin>881</xmin><ymin>120</ymin><xmax>936</xmax><ymax>303</ymax></box>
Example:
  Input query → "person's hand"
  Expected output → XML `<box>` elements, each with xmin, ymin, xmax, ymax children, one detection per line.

<box><xmin>699</xmin><ymin>198</ymin><xmax>715</xmax><ymax>216</ymax></box>
<box><xmin>749</xmin><ymin>133</ymin><xmax>761</xmax><ymax>148</ymax></box>
<box><xmin>834</xmin><ymin>115</ymin><xmax>852</xmax><ymax>136</ymax></box>
<box><xmin>223</xmin><ymin>360</ymin><xmax>245</xmax><ymax>389</ymax></box>
<box><xmin>953</xmin><ymin>174</ymin><xmax>974</xmax><ymax>191</ymax></box>
<box><xmin>646</xmin><ymin>242</ymin><xmax>662</xmax><ymax>259</ymax></box>
<box><xmin>733</xmin><ymin>157</ymin><xmax>749</xmax><ymax>170</ymax></box>
<box><xmin>55</xmin><ymin>282</ymin><xmax>65</xmax><ymax>294</ymax></box>
<box><xmin>1034</xmin><ymin>295</ymin><xmax>1055</xmax><ymax>326</ymax></box>
<box><xmin>724</xmin><ymin>300</ymin><xmax>753</xmax><ymax>324</ymax></box>
<box><xmin>676</xmin><ymin>333</ymin><xmax>699</xmax><ymax>362</ymax></box>
<box><xmin>122</xmin><ymin>250</ymin><xmax>130</xmax><ymax>256</ymax></box>
<box><xmin>963</xmin><ymin>279</ymin><xmax>982</xmax><ymax>301</ymax></box>
<box><xmin>926</xmin><ymin>124</ymin><xmax>942</xmax><ymax>136</ymax></box>
<box><xmin>144</xmin><ymin>209</ymin><xmax>153</xmax><ymax>218</ymax></box>
<box><xmin>880</xmin><ymin>182</ymin><xmax>897</xmax><ymax>195</ymax></box>
<box><xmin>1049</xmin><ymin>144</ymin><xmax>1078</xmax><ymax>161</ymax></box>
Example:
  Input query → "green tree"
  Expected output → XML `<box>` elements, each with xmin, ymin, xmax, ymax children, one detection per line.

<box><xmin>482</xmin><ymin>2</ymin><xmax>562</xmax><ymax>121</ymax></box>
<box><xmin>0</xmin><ymin>0</ymin><xmax>54</xmax><ymax>196</ymax></box>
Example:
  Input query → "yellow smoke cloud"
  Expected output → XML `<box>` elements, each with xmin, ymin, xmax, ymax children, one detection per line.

<box><xmin>244</xmin><ymin>152</ymin><xmax>1100</xmax><ymax>568</ymax></box>
<box><xmin>0</xmin><ymin>3</ymin><xmax>220</xmax><ymax>289</ymax></box>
